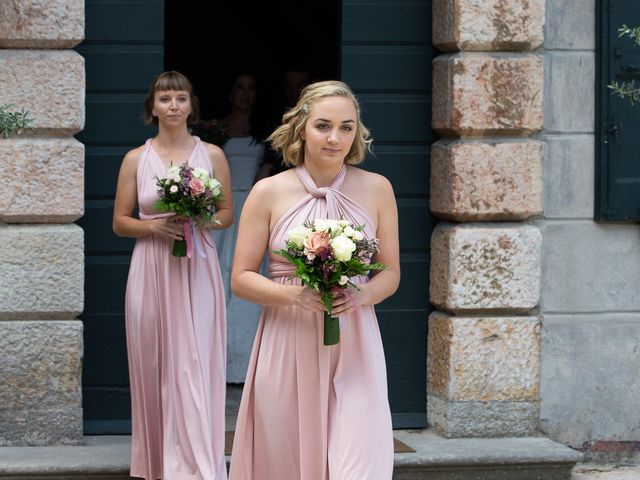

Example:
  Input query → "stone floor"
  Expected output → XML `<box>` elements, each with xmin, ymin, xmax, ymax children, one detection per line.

<box><xmin>571</xmin><ymin>464</ymin><xmax>640</xmax><ymax>479</ymax></box>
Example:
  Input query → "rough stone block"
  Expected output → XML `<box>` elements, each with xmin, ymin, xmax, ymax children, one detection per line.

<box><xmin>0</xmin><ymin>224</ymin><xmax>84</xmax><ymax>319</ymax></box>
<box><xmin>0</xmin><ymin>0</ymin><xmax>84</xmax><ymax>48</ymax></box>
<box><xmin>544</xmin><ymin>52</ymin><xmax>595</xmax><ymax>133</ymax></box>
<box><xmin>541</xmin><ymin>221</ymin><xmax>640</xmax><ymax>312</ymax></box>
<box><xmin>542</xmin><ymin>134</ymin><xmax>594</xmax><ymax>219</ymax></box>
<box><xmin>428</xmin><ymin>313</ymin><xmax>540</xmax><ymax>401</ymax></box>
<box><xmin>433</xmin><ymin>0</ymin><xmax>544</xmax><ymax>51</ymax></box>
<box><xmin>545</xmin><ymin>0</ymin><xmax>595</xmax><ymax>50</ymax></box>
<box><xmin>0</xmin><ymin>321</ymin><xmax>83</xmax><ymax>446</ymax></box>
<box><xmin>0</xmin><ymin>50</ymin><xmax>84</xmax><ymax>135</ymax></box>
<box><xmin>433</xmin><ymin>53</ymin><xmax>543</xmax><ymax>136</ymax></box>
<box><xmin>431</xmin><ymin>139</ymin><xmax>543</xmax><ymax>221</ymax></box>
<box><xmin>0</xmin><ymin>138</ymin><xmax>84</xmax><ymax>223</ymax></box>
<box><xmin>540</xmin><ymin>314</ymin><xmax>640</xmax><ymax>449</ymax></box>
<box><xmin>427</xmin><ymin>394</ymin><xmax>539</xmax><ymax>437</ymax></box>
<box><xmin>430</xmin><ymin>223</ymin><xmax>542</xmax><ymax>313</ymax></box>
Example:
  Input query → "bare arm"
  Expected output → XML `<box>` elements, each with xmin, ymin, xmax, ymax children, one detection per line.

<box><xmin>332</xmin><ymin>176</ymin><xmax>401</xmax><ymax>315</ymax></box>
<box><xmin>204</xmin><ymin>143</ymin><xmax>233</xmax><ymax>230</ymax></box>
<box><xmin>230</xmin><ymin>179</ymin><xmax>325</xmax><ymax>311</ymax></box>
<box><xmin>112</xmin><ymin>148</ymin><xmax>184</xmax><ymax>240</ymax></box>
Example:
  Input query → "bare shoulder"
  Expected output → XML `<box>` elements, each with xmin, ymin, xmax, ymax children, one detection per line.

<box><xmin>202</xmin><ymin>141</ymin><xmax>225</xmax><ymax>158</ymax></box>
<box><xmin>251</xmin><ymin>168</ymin><xmax>298</xmax><ymax>197</ymax></box>
<box><xmin>347</xmin><ymin>165</ymin><xmax>394</xmax><ymax>195</ymax></box>
<box><xmin>121</xmin><ymin>144</ymin><xmax>145</xmax><ymax>171</ymax></box>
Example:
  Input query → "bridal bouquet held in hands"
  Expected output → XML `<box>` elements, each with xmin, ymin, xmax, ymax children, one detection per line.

<box><xmin>274</xmin><ymin>218</ymin><xmax>387</xmax><ymax>345</ymax></box>
<box><xmin>154</xmin><ymin>162</ymin><xmax>223</xmax><ymax>257</ymax></box>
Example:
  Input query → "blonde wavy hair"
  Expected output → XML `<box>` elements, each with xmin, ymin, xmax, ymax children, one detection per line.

<box><xmin>268</xmin><ymin>80</ymin><xmax>372</xmax><ymax>167</ymax></box>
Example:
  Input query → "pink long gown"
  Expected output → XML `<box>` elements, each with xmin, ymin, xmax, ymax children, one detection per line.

<box><xmin>125</xmin><ymin>137</ymin><xmax>227</xmax><ymax>479</ymax></box>
<box><xmin>229</xmin><ymin>165</ymin><xmax>394</xmax><ymax>480</ymax></box>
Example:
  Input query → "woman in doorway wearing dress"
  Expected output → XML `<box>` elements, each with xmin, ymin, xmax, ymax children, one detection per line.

<box><xmin>212</xmin><ymin>71</ymin><xmax>268</xmax><ymax>383</ymax></box>
<box><xmin>229</xmin><ymin>80</ymin><xmax>400</xmax><ymax>480</ymax></box>
<box><xmin>112</xmin><ymin>71</ymin><xmax>232</xmax><ymax>479</ymax></box>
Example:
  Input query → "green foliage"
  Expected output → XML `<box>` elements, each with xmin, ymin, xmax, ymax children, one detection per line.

<box><xmin>608</xmin><ymin>80</ymin><xmax>640</xmax><ymax>105</ymax></box>
<box><xmin>0</xmin><ymin>104</ymin><xmax>34</xmax><ymax>138</ymax></box>
<box><xmin>618</xmin><ymin>24</ymin><xmax>640</xmax><ymax>47</ymax></box>
<box><xmin>607</xmin><ymin>25</ymin><xmax>640</xmax><ymax>105</ymax></box>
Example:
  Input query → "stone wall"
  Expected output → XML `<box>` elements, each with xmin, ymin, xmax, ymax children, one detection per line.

<box><xmin>539</xmin><ymin>0</ymin><xmax>640</xmax><ymax>458</ymax></box>
<box><xmin>429</xmin><ymin>0</ymin><xmax>544</xmax><ymax>437</ymax></box>
<box><xmin>0</xmin><ymin>0</ymin><xmax>85</xmax><ymax>446</ymax></box>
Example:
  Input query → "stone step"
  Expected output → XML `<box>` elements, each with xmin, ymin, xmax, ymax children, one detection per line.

<box><xmin>0</xmin><ymin>431</ymin><xmax>582</xmax><ymax>480</ymax></box>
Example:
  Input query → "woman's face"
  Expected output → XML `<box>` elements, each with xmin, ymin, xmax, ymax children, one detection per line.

<box><xmin>230</xmin><ymin>75</ymin><xmax>257</xmax><ymax>111</ymax></box>
<box><xmin>153</xmin><ymin>89</ymin><xmax>191</xmax><ymax>126</ymax></box>
<box><xmin>302</xmin><ymin>96</ymin><xmax>357</xmax><ymax>166</ymax></box>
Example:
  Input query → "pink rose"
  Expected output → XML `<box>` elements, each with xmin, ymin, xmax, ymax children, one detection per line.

<box><xmin>303</xmin><ymin>231</ymin><xmax>331</xmax><ymax>256</ymax></box>
<box><xmin>189</xmin><ymin>178</ymin><xmax>205</xmax><ymax>195</ymax></box>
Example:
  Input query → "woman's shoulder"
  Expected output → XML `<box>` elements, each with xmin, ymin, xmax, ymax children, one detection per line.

<box><xmin>253</xmin><ymin>167</ymin><xmax>298</xmax><ymax>194</ymax></box>
<box><xmin>347</xmin><ymin>165</ymin><xmax>394</xmax><ymax>192</ymax></box>
<box><xmin>122</xmin><ymin>143</ymin><xmax>147</xmax><ymax>165</ymax></box>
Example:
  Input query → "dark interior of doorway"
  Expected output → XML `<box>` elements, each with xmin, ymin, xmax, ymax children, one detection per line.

<box><xmin>165</xmin><ymin>1</ymin><xmax>340</xmax><ymax>124</ymax></box>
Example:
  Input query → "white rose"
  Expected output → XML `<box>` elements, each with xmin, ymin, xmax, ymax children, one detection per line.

<box><xmin>167</xmin><ymin>166</ymin><xmax>180</xmax><ymax>176</ymax></box>
<box><xmin>339</xmin><ymin>275</ymin><xmax>349</xmax><ymax>285</ymax></box>
<box><xmin>331</xmin><ymin>235</ymin><xmax>356</xmax><ymax>261</ymax></box>
<box><xmin>169</xmin><ymin>185</ymin><xmax>178</xmax><ymax>193</ymax></box>
<box><xmin>207</xmin><ymin>178</ymin><xmax>221</xmax><ymax>194</ymax></box>
<box><xmin>287</xmin><ymin>225</ymin><xmax>312</xmax><ymax>248</ymax></box>
<box><xmin>343</xmin><ymin>225</ymin><xmax>364</xmax><ymax>241</ymax></box>
<box><xmin>314</xmin><ymin>218</ymin><xmax>340</xmax><ymax>233</ymax></box>
<box><xmin>193</xmin><ymin>167</ymin><xmax>208</xmax><ymax>180</ymax></box>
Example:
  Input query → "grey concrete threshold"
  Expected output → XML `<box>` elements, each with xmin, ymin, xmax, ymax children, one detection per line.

<box><xmin>0</xmin><ymin>430</ymin><xmax>583</xmax><ymax>480</ymax></box>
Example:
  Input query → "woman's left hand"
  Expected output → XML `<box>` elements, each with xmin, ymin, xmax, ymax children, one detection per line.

<box><xmin>330</xmin><ymin>285</ymin><xmax>368</xmax><ymax>316</ymax></box>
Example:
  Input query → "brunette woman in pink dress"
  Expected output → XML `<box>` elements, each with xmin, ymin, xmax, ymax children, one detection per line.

<box><xmin>229</xmin><ymin>81</ymin><xmax>400</xmax><ymax>480</ymax></box>
<box><xmin>113</xmin><ymin>71</ymin><xmax>233</xmax><ymax>479</ymax></box>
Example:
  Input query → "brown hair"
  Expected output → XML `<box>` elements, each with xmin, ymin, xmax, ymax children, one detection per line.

<box><xmin>143</xmin><ymin>71</ymin><xmax>200</xmax><ymax>125</ymax></box>
<box><xmin>267</xmin><ymin>80</ymin><xmax>372</xmax><ymax>167</ymax></box>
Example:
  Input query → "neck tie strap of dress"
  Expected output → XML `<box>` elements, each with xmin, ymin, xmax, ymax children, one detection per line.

<box><xmin>295</xmin><ymin>164</ymin><xmax>347</xmax><ymax>198</ymax></box>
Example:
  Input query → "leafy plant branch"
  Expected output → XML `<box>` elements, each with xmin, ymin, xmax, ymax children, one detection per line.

<box><xmin>0</xmin><ymin>104</ymin><xmax>34</xmax><ymax>138</ymax></box>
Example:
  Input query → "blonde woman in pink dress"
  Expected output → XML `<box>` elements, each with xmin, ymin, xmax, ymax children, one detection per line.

<box><xmin>229</xmin><ymin>81</ymin><xmax>400</xmax><ymax>480</ymax></box>
<box><xmin>113</xmin><ymin>71</ymin><xmax>233</xmax><ymax>479</ymax></box>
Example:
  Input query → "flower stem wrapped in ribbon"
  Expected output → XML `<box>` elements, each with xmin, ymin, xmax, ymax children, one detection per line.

<box><xmin>154</xmin><ymin>162</ymin><xmax>223</xmax><ymax>257</ymax></box>
<box><xmin>274</xmin><ymin>218</ymin><xmax>387</xmax><ymax>345</ymax></box>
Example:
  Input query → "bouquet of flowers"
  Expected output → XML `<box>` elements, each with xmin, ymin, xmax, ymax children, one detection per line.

<box><xmin>189</xmin><ymin>119</ymin><xmax>229</xmax><ymax>147</ymax></box>
<box><xmin>274</xmin><ymin>218</ymin><xmax>387</xmax><ymax>345</ymax></box>
<box><xmin>154</xmin><ymin>162</ymin><xmax>223</xmax><ymax>257</ymax></box>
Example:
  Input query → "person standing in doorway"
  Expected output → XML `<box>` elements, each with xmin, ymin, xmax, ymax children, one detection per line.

<box><xmin>113</xmin><ymin>71</ymin><xmax>232</xmax><ymax>480</ymax></box>
<box><xmin>253</xmin><ymin>66</ymin><xmax>311</xmax><ymax>182</ymax></box>
<box><xmin>212</xmin><ymin>70</ymin><xmax>269</xmax><ymax>383</ymax></box>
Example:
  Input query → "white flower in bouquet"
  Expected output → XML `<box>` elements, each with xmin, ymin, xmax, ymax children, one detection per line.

<box><xmin>193</xmin><ymin>167</ymin><xmax>209</xmax><ymax>180</ymax></box>
<box><xmin>287</xmin><ymin>225</ymin><xmax>312</xmax><ymax>248</ymax></box>
<box><xmin>331</xmin><ymin>234</ymin><xmax>356</xmax><ymax>261</ymax></box>
<box><xmin>343</xmin><ymin>225</ymin><xmax>364</xmax><ymax>241</ymax></box>
<box><xmin>314</xmin><ymin>218</ymin><xmax>341</xmax><ymax>234</ymax></box>
<box><xmin>170</xmin><ymin>185</ymin><xmax>178</xmax><ymax>193</ymax></box>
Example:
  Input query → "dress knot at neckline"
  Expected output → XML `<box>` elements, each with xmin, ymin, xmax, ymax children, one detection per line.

<box><xmin>295</xmin><ymin>164</ymin><xmax>346</xmax><ymax>198</ymax></box>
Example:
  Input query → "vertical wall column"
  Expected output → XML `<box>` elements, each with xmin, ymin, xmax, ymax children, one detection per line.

<box><xmin>428</xmin><ymin>0</ymin><xmax>545</xmax><ymax>436</ymax></box>
<box><xmin>0</xmin><ymin>0</ymin><xmax>85</xmax><ymax>445</ymax></box>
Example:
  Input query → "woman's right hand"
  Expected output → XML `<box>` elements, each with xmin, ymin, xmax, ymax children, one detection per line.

<box><xmin>149</xmin><ymin>214</ymin><xmax>184</xmax><ymax>240</ymax></box>
<box><xmin>294</xmin><ymin>286</ymin><xmax>326</xmax><ymax>312</ymax></box>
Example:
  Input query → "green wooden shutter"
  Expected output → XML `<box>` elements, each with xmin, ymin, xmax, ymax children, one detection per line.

<box><xmin>75</xmin><ymin>0</ymin><xmax>164</xmax><ymax>434</ymax></box>
<box><xmin>342</xmin><ymin>0</ymin><xmax>434</xmax><ymax>428</ymax></box>
<box><xmin>597</xmin><ymin>0</ymin><xmax>640</xmax><ymax>221</ymax></box>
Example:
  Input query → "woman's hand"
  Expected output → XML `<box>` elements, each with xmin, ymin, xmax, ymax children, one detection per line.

<box><xmin>294</xmin><ymin>286</ymin><xmax>327</xmax><ymax>313</ymax></box>
<box><xmin>329</xmin><ymin>285</ymin><xmax>369</xmax><ymax>316</ymax></box>
<box><xmin>149</xmin><ymin>214</ymin><xmax>184</xmax><ymax>240</ymax></box>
